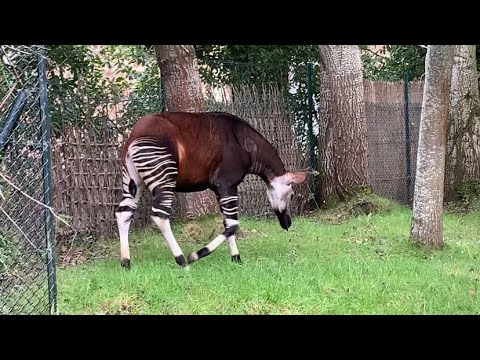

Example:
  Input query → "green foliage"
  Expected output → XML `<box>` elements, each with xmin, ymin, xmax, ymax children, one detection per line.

<box><xmin>0</xmin><ymin>230</ymin><xmax>20</xmax><ymax>274</ymax></box>
<box><xmin>195</xmin><ymin>45</ymin><xmax>321</xmax><ymax>160</ymax></box>
<box><xmin>0</xmin><ymin>61</ymin><xmax>16</xmax><ymax>101</ymax></box>
<box><xmin>361</xmin><ymin>45</ymin><xmax>480</xmax><ymax>81</ymax></box>
<box><xmin>45</xmin><ymin>45</ymin><xmax>161</xmax><ymax>136</ymax></box>
<box><xmin>360</xmin><ymin>45</ymin><xmax>428</xmax><ymax>81</ymax></box>
<box><xmin>195</xmin><ymin>45</ymin><xmax>318</xmax><ymax>87</ymax></box>
<box><xmin>455</xmin><ymin>180</ymin><xmax>480</xmax><ymax>208</ymax></box>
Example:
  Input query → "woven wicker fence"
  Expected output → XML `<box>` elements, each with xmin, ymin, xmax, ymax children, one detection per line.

<box><xmin>52</xmin><ymin>84</ymin><xmax>309</xmax><ymax>237</ymax></box>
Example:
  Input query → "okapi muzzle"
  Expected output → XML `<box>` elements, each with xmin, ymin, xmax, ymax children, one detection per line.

<box><xmin>275</xmin><ymin>209</ymin><xmax>292</xmax><ymax>230</ymax></box>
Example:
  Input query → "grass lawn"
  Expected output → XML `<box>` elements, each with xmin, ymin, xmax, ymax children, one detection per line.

<box><xmin>57</xmin><ymin>201</ymin><xmax>480</xmax><ymax>315</ymax></box>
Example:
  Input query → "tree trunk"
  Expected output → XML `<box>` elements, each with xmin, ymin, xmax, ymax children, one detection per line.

<box><xmin>317</xmin><ymin>45</ymin><xmax>369</xmax><ymax>203</ymax></box>
<box><xmin>410</xmin><ymin>45</ymin><xmax>454</xmax><ymax>248</ymax></box>
<box><xmin>445</xmin><ymin>45</ymin><xmax>480</xmax><ymax>200</ymax></box>
<box><xmin>154</xmin><ymin>45</ymin><xmax>217</xmax><ymax>218</ymax></box>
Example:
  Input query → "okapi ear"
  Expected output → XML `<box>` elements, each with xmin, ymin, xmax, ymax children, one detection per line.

<box><xmin>286</xmin><ymin>170</ymin><xmax>309</xmax><ymax>185</ymax></box>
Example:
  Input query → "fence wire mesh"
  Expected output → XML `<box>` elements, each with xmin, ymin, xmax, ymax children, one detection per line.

<box><xmin>0</xmin><ymin>45</ymin><xmax>56</xmax><ymax>314</ymax></box>
<box><xmin>363</xmin><ymin>78</ymin><xmax>423</xmax><ymax>205</ymax></box>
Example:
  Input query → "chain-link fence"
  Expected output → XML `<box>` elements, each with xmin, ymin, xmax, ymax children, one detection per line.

<box><xmin>363</xmin><ymin>76</ymin><xmax>424</xmax><ymax>205</ymax></box>
<box><xmin>0</xmin><ymin>46</ymin><xmax>56</xmax><ymax>314</ymax></box>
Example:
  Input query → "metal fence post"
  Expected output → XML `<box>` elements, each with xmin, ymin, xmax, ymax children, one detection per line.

<box><xmin>403</xmin><ymin>70</ymin><xmax>412</xmax><ymax>203</ymax></box>
<box><xmin>38</xmin><ymin>49</ymin><xmax>57</xmax><ymax>315</ymax></box>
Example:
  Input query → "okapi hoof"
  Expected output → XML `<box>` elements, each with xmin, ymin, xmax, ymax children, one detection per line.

<box><xmin>231</xmin><ymin>254</ymin><xmax>242</xmax><ymax>264</ymax></box>
<box><xmin>187</xmin><ymin>252</ymin><xmax>199</xmax><ymax>264</ymax></box>
<box><xmin>121</xmin><ymin>258</ymin><xmax>131</xmax><ymax>270</ymax></box>
<box><xmin>175</xmin><ymin>255</ymin><xmax>188</xmax><ymax>267</ymax></box>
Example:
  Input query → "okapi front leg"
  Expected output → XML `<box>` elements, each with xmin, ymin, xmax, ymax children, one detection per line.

<box><xmin>225</xmin><ymin>222</ymin><xmax>241</xmax><ymax>263</ymax></box>
<box><xmin>221</xmin><ymin>197</ymin><xmax>241</xmax><ymax>263</ymax></box>
<box><xmin>188</xmin><ymin>193</ymin><xmax>240</xmax><ymax>264</ymax></box>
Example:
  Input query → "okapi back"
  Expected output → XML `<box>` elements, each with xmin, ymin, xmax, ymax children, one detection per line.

<box><xmin>123</xmin><ymin>111</ymin><xmax>285</xmax><ymax>192</ymax></box>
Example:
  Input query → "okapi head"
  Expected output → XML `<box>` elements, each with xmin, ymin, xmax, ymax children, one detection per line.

<box><xmin>267</xmin><ymin>170</ymin><xmax>308</xmax><ymax>230</ymax></box>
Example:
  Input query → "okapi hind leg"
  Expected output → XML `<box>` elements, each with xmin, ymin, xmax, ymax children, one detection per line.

<box><xmin>130</xmin><ymin>137</ymin><xmax>186</xmax><ymax>267</ymax></box>
<box><xmin>150</xmin><ymin>189</ymin><xmax>188</xmax><ymax>267</ymax></box>
<box><xmin>115</xmin><ymin>166</ymin><xmax>144</xmax><ymax>270</ymax></box>
<box><xmin>188</xmin><ymin>191</ymin><xmax>240</xmax><ymax>264</ymax></box>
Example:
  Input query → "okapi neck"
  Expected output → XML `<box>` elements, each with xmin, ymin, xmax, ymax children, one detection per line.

<box><xmin>245</xmin><ymin>127</ymin><xmax>286</xmax><ymax>185</ymax></box>
<box><xmin>256</xmin><ymin>164</ymin><xmax>286</xmax><ymax>185</ymax></box>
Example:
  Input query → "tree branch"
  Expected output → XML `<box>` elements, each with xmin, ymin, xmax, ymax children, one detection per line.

<box><xmin>0</xmin><ymin>172</ymin><xmax>71</xmax><ymax>228</ymax></box>
<box><xmin>362</xmin><ymin>47</ymin><xmax>388</xmax><ymax>58</ymax></box>
<box><xmin>0</xmin><ymin>80</ymin><xmax>19</xmax><ymax>113</ymax></box>
<box><xmin>0</xmin><ymin>205</ymin><xmax>39</xmax><ymax>250</ymax></box>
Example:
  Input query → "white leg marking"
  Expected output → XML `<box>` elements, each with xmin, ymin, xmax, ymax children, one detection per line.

<box><xmin>116</xmin><ymin>181</ymin><xmax>143</xmax><ymax>262</ymax></box>
<box><xmin>225</xmin><ymin>219</ymin><xmax>240</xmax><ymax>228</ymax></box>
<box><xmin>116</xmin><ymin>211</ymin><xmax>132</xmax><ymax>261</ymax></box>
<box><xmin>151</xmin><ymin>217</ymin><xmax>183</xmax><ymax>258</ymax></box>
<box><xmin>228</xmin><ymin>235</ymin><xmax>239</xmax><ymax>256</ymax></box>
<box><xmin>119</xmin><ymin>198</ymin><xmax>139</xmax><ymax>209</ymax></box>
<box><xmin>205</xmin><ymin>234</ymin><xmax>227</xmax><ymax>252</ymax></box>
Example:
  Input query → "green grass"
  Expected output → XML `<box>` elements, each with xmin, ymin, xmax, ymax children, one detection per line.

<box><xmin>57</xmin><ymin>206</ymin><xmax>480</xmax><ymax>315</ymax></box>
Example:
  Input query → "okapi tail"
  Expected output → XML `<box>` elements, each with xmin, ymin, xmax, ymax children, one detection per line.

<box><xmin>121</xmin><ymin>148</ymin><xmax>142</xmax><ymax>200</ymax></box>
<box><xmin>128</xmin><ymin>178</ymin><xmax>137</xmax><ymax>198</ymax></box>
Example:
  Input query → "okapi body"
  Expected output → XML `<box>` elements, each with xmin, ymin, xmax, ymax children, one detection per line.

<box><xmin>115</xmin><ymin>111</ymin><xmax>308</xmax><ymax>268</ymax></box>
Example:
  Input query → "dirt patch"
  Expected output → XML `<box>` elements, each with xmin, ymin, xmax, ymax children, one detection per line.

<box><xmin>99</xmin><ymin>294</ymin><xmax>144</xmax><ymax>315</ymax></box>
<box><xmin>181</xmin><ymin>223</ymin><xmax>213</xmax><ymax>243</ymax></box>
<box><xmin>350</xmin><ymin>200</ymin><xmax>375</xmax><ymax>216</ymax></box>
<box><xmin>179</xmin><ymin>218</ymin><xmax>224</xmax><ymax>243</ymax></box>
<box><xmin>314</xmin><ymin>192</ymin><xmax>398</xmax><ymax>224</ymax></box>
<box><xmin>56</xmin><ymin>231</ymin><xmax>115</xmax><ymax>269</ymax></box>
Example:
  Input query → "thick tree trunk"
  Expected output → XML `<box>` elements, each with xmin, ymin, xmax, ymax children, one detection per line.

<box><xmin>445</xmin><ymin>45</ymin><xmax>480</xmax><ymax>200</ymax></box>
<box><xmin>410</xmin><ymin>45</ymin><xmax>454</xmax><ymax>248</ymax></box>
<box><xmin>154</xmin><ymin>45</ymin><xmax>217</xmax><ymax>218</ymax></box>
<box><xmin>317</xmin><ymin>45</ymin><xmax>369</xmax><ymax>203</ymax></box>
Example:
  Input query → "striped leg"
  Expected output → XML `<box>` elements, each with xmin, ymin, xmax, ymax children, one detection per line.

<box><xmin>221</xmin><ymin>196</ymin><xmax>241</xmax><ymax>263</ymax></box>
<box><xmin>130</xmin><ymin>138</ymin><xmax>186</xmax><ymax>267</ymax></box>
<box><xmin>150</xmin><ymin>189</ymin><xmax>187</xmax><ymax>267</ymax></box>
<box><xmin>115</xmin><ymin>165</ymin><xmax>143</xmax><ymax>269</ymax></box>
<box><xmin>188</xmin><ymin>191</ymin><xmax>241</xmax><ymax>264</ymax></box>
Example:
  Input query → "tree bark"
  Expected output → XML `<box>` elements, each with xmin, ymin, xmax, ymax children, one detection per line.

<box><xmin>410</xmin><ymin>45</ymin><xmax>454</xmax><ymax>248</ymax></box>
<box><xmin>317</xmin><ymin>45</ymin><xmax>369</xmax><ymax>203</ymax></box>
<box><xmin>445</xmin><ymin>45</ymin><xmax>480</xmax><ymax>200</ymax></box>
<box><xmin>154</xmin><ymin>45</ymin><xmax>217</xmax><ymax>218</ymax></box>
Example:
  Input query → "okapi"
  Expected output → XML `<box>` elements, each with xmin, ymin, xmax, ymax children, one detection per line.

<box><xmin>115</xmin><ymin>111</ymin><xmax>308</xmax><ymax>269</ymax></box>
